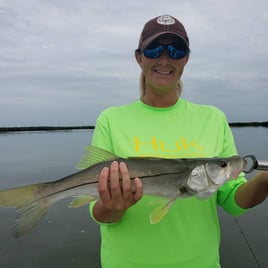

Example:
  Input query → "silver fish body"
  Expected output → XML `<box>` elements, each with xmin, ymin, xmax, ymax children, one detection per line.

<box><xmin>0</xmin><ymin>145</ymin><xmax>246</xmax><ymax>237</ymax></box>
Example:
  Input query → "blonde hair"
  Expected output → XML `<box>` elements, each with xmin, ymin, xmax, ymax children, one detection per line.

<box><xmin>139</xmin><ymin>73</ymin><xmax>183</xmax><ymax>97</ymax></box>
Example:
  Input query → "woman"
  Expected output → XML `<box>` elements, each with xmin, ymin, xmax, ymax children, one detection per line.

<box><xmin>89</xmin><ymin>15</ymin><xmax>268</xmax><ymax>268</ymax></box>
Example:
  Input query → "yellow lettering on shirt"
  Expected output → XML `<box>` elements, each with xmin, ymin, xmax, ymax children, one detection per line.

<box><xmin>134</xmin><ymin>136</ymin><xmax>158</xmax><ymax>152</ymax></box>
<box><xmin>134</xmin><ymin>136</ymin><xmax>205</xmax><ymax>157</ymax></box>
<box><xmin>180</xmin><ymin>137</ymin><xmax>204</xmax><ymax>151</ymax></box>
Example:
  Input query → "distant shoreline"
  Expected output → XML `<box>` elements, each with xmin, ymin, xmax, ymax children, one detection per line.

<box><xmin>229</xmin><ymin>121</ymin><xmax>268</xmax><ymax>127</ymax></box>
<box><xmin>0</xmin><ymin>122</ymin><xmax>268</xmax><ymax>132</ymax></box>
<box><xmin>0</xmin><ymin>126</ymin><xmax>95</xmax><ymax>133</ymax></box>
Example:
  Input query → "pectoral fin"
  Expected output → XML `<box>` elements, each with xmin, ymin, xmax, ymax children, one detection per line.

<box><xmin>149</xmin><ymin>198</ymin><xmax>175</xmax><ymax>224</ymax></box>
<box><xmin>68</xmin><ymin>195</ymin><xmax>96</xmax><ymax>208</ymax></box>
<box><xmin>149</xmin><ymin>189</ymin><xmax>183</xmax><ymax>224</ymax></box>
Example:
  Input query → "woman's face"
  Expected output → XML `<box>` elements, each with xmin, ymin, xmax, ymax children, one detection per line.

<box><xmin>136</xmin><ymin>36</ymin><xmax>189</xmax><ymax>94</ymax></box>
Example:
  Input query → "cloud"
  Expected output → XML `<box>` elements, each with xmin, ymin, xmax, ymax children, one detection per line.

<box><xmin>0</xmin><ymin>0</ymin><xmax>268</xmax><ymax>126</ymax></box>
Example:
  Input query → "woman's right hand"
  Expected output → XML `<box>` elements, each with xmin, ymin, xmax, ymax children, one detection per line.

<box><xmin>93</xmin><ymin>161</ymin><xmax>143</xmax><ymax>223</ymax></box>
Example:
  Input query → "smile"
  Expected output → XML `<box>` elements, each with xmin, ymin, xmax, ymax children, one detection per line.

<box><xmin>154</xmin><ymin>69</ymin><xmax>173</xmax><ymax>75</ymax></box>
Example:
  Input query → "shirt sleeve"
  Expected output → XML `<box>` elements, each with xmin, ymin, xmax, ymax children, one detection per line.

<box><xmin>217</xmin><ymin>175</ymin><xmax>248</xmax><ymax>216</ymax></box>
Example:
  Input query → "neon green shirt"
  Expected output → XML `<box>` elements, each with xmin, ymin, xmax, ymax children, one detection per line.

<box><xmin>90</xmin><ymin>98</ymin><xmax>247</xmax><ymax>268</ymax></box>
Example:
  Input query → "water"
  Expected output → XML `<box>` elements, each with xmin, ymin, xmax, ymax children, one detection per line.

<box><xmin>0</xmin><ymin>130</ymin><xmax>101</xmax><ymax>268</ymax></box>
<box><xmin>0</xmin><ymin>128</ymin><xmax>267</xmax><ymax>267</ymax></box>
<box><xmin>219</xmin><ymin>127</ymin><xmax>268</xmax><ymax>268</ymax></box>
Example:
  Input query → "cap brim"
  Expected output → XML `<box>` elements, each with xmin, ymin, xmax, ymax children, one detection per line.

<box><xmin>140</xmin><ymin>32</ymin><xmax>189</xmax><ymax>50</ymax></box>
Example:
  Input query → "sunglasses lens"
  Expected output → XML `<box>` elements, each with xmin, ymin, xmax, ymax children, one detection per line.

<box><xmin>143</xmin><ymin>45</ymin><xmax>163</xmax><ymax>59</ymax></box>
<box><xmin>143</xmin><ymin>43</ymin><xmax>187</xmax><ymax>59</ymax></box>
<box><xmin>167</xmin><ymin>45</ymin><xmax>187</xmax><ymax>59</ymax></box>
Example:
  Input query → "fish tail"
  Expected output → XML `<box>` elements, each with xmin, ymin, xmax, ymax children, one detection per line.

<box><xmin>0</xmin><ymin>184</ymin><xmax>49</xmax><ymax>238</ymax></box>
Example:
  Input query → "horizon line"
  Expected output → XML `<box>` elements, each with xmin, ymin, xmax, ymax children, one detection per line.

<box><xmin>0</xmin><ymin>121</ymin><xmax>268</xmax><ymax>132</ymax></box>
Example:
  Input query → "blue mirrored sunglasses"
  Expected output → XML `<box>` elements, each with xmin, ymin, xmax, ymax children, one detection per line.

<box><xmin>143</xmin><ymin>43</ymin><xmax>187</xmax><ymax>60</ymax></box>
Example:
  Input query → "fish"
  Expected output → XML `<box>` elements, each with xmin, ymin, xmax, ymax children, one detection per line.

<box><xmin>0</xmin><ymin>145</ymin><xmax>247</xmax><ymax>238</ymax></box>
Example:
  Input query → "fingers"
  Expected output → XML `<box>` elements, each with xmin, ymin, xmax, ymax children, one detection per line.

<box><xmin>98</xmin><ymin>161</ymin><xmax>143</xmax><ymax>211</ymax></box>
<box><xmin>98</xmin><ymin>166</ymin><xmax>112</xmax><ymax>204</ymax></box>
<box><xmin>133</xmin><ymin>177</ymin><xmax>143</xmax><ymax>201</ymax></box>
<box><xmin>120</xmin><ymin>162</ymin><xmax>138</xmax><ymax>207</ymax></box>
<box><xmin>109</xmin><ymin>161</ymin><xmax>123</xmax><ymax>201</ymax></box>
<box><xmin>119</xmin><ymin>162</ymin><xmax>132</xmax><ymax>198</ymax></box>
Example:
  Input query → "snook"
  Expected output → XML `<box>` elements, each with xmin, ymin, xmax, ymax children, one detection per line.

<box><xmin>0</xmin><ymin>145</ymin><xmax>246</xmax><ymax>238</ymax></box>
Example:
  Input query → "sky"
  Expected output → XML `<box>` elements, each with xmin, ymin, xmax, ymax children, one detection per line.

<box><xmin>1</xmin><ymin>0</ymin><xmax>268</xmax><ymax>126</ymax></box>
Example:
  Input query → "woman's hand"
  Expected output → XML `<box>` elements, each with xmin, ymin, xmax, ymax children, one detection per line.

<box><xmin>93</xmin><ymin>161</ymin><xmax>143</xmax><ymax>223</ymax></box>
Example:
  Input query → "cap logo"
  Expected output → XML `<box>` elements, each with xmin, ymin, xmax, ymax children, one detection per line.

<box><xmin>157</xmin><ymin>15</ymin><xmax>175</xmax><ymax>25</ymax></box>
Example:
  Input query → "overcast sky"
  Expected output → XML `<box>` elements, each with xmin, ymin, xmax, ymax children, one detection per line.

<box><xmin>1</xmin><ymin>0</ymin><xmax>268</xmax><ymax>126</ymax></box>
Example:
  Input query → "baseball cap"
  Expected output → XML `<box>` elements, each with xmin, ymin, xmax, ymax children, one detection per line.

<box><xmin>138</xmin><ymin>15</ymin><xmax>189</xmax><ymax>51</ymax></box>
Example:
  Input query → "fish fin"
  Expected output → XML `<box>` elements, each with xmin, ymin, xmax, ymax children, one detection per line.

<box><xmin>0</xmin><ymin>184</ymin><xmax>44</xmax><ymax>208</ymax></box>
<box><xmin>149</xmin><ymin>190</ymin><xmax>183</xmax><ymax>224</ymax></box>
<box><xmin>12</xmin><ymin>200</ymin><xmax>49</xmax><ymax>238</ymax></box>
<box><xmin>0</xmin><ymin>184</ymin><xmax>49</xmax><ymax>238</ymax></box>
<box><xmin>68</xmin><ymin>195</ymin><xmax>96</xmax><ymax>208</ymax></box>
<box><xmin>128</xmin><ymin>156</ymin><xmax>162</xmax><ymax>159</ymax></box>
<box><xmin>76</xmin><ymin>145</ymin><xmax>118</xmax><ymax>169</ymax></box>
<box><xmin>149</xmin><ymin>198</ymin><xmax>175</xmax><ymax>224</ymax></box>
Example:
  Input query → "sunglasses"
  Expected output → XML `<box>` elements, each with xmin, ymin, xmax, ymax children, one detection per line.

<box><xmin>143</xmin><ymin>42</ymin><xmax>187</xmax><ymax>60</ymax></box>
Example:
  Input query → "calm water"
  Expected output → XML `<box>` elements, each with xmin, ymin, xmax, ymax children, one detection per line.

<box><xmin>0</xmin><ymin>128</ymin><xmax>267</xmax><ymax>268</ymax></box>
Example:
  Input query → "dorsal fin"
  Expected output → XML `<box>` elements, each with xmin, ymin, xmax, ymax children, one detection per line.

<box><xmin>75</xmin><ymin>145</ymin><xmax>118</xmax><ymax>169</ymax></box>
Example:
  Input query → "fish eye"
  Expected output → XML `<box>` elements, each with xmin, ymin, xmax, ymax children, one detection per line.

<box><xmin>220</xmin><ymin>160</ymin><xmax>227</xmax><ymax>168</ymax></box>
